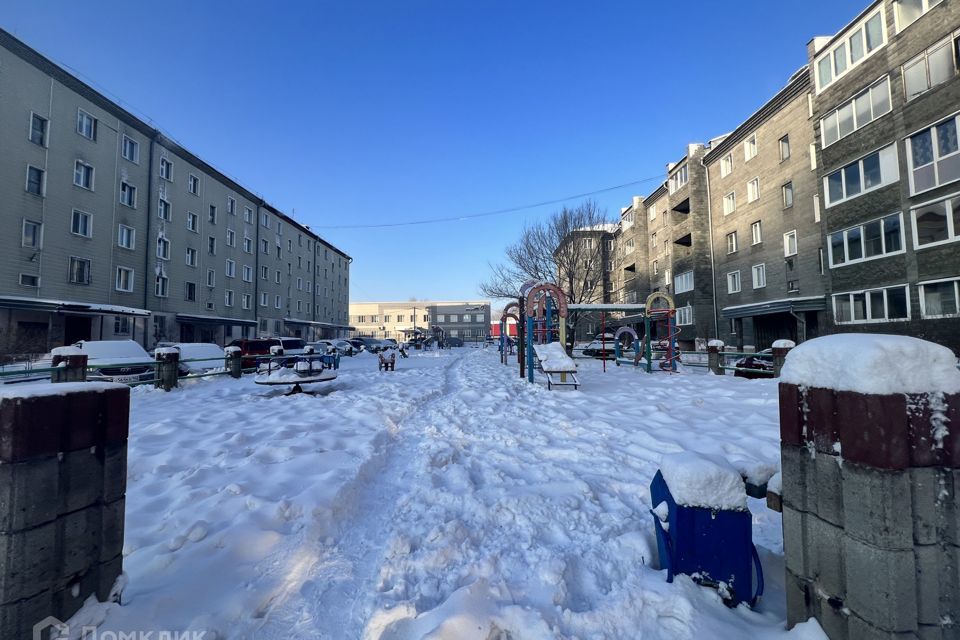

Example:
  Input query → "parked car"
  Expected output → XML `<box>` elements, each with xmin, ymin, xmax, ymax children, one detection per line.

<box><xmin>169</xmin><ymin>343</ymin><xmax>225</xmax><ymax>374</ymax></box>
<box><xmin>331</xmin><ymin>340</ymin><xmax>358</xmax><ymax>356</ymax></box>
<box><xmin>225</xmin><ymin>338</ymin><xmax>281</xmax><ymax>369</ymax></box>
<box><xmin>74</xmin><ymin>340</ymin><xmax>158</xmax><ymax>383</ymax></box>
<box><xmin>308</xmin><ymin>340</ymin><xmax>340</xmax><ymax>355</ymax></box>
<box><xmin>734</xmin><ymin>349</ymin><xmax>774</xmax><ymax>379</ymax></box>
<box><xmin>347</xmin><ymin>339</ymin><xmax>366</xmax><ymax>353</ymax></box>
<box><xmin>279</xmin><ymin>338</ymin><xmax>306</xmax><ymax>355</ymax></box>
<box><xmin>582</xmin><ymin>333</ymin><xmax>617</xmax><ymax>359</ymax></box>
<box><xmin>442</xmin><ymin>337</ymin><xmax>464</xmax><ymax>348</ymax></box>
<box><xmin>356</xmin><ymin>337</ymin><xmax>386</xmax><ymax>353</ymax></box>
<box><xmin>382</xmin><ymin>338</ymin><xmax>399</xmax><ymax>348</ymax></box>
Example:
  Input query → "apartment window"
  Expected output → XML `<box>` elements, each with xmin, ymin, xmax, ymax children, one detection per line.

<box><xmin>112</xmin><ymin>225</ymin><xmax>134</xmax><ymax>252</ymax></box>
<box><xmin>275</xmin><ymin>295</ymin><xmax>282</xmax><ymax>310</ymax></box>
<box><xmin>159</xmin><ymin>158</ymin><xmax>173</xmax><ymax>181</ymax></box>
<box><xmin>903</xmin><ymin>38</ymin><xmax>954</xmax><ymax>101</ymax></box>
<box><xmin>747</xmin><ymin>178</ymin><xmax>760</xmax><ymax>203</ymax></box>
<box><xmin>76</xmin><ymin>109</ymin><xmax>97</xmax><ymax>140</ymax></box>
<box><xmin>726</xmin><ymin>231</ymin><xmax>738</xmax><ymax>254</ymax></box>
<box><xmin>225</xmin><ymin>290</ymin><xmax>234</xmax><ymax>307</ymax></box>
<box><xmin>668</xmin><ymin>165</ymin><xmax>688</xmax><ymax>193</ymax></box>
<box><xmin>71</xmin><ymin>209</ymin><xmax>93</xmax><ymax>238</ymax></box>
<box><xmin>723</xmin><ymin>192</ymin><xmax>736</xmax><ymax>215</ymax></box>
<box><xmin>260</xmin><ymin>265</ymin><xmax>268</xmax><ymax>280</ymax></box>
<box><xmin>829</xmin><ymin>213</ymin><xmax>903</xmax><ymax>266</ymax></box>
<box><xmin>674</xmin><ymin>270</ymin><xmax>694</xmax><ymax>294</ymax></box>
<box><xmin>120</xmin><ymin>182</ymin><xmax>137</xmax><ymax>208</ymax></box>
<box><xmin>815</xmin><ymin>8</ymin><xmax>885</xmax><ymax>91</ymax></box>
<box><xmin>30</xmin><ymin>114</ymin><xmax>48</xmax><ymax>146</ymax></box>
<box><xmin>907</xmin><ymin>114</ymin><xmax>960</xmax><ymax>194</ymax></box>
<box><xmin>779</xmin><ymin>135</ymin><xmax>791</xmax><ymax>161</ymax></box>
<box><xmin>115</xmin><ymin>267</ymin><xmax>134</xmax><ymax>292</ymax></box>
<box><xmin>727</xmin><ymin>271</ymin><xmax>742</xmax><ymax>293</ymax></box>
<box><xmin>155</xmin><ymin>274</ymin><xmax>169</xmax><ymax>298</ymax></box>
<box><xmin>277</xmin><ymin>221</ymin><xmax>283</xmax><ymax>235</ymax></box>
<box><xmin>26</xmin><ymin>166</ymin><xmax>45</xmax><ymax>196</ymax></box>
<box><xmin>208</xmin><ymin>205</ymin><xmax>217</xmax><ymax>225</ymax></box>
<box><xmin>243</xmin><ymin>236</ymin><xmax>252</xmax><ymax>253</ymax></box>
<box><xmin>261</xmin><ymin>212</ymin><xmax>269</xmax><ymax>228</ymax></box>
<box><xmin>242</xmin><ymin>265</ymin><xmax>253</xmax><ymax>282</ymax></box>
<box><xmin>226</xmin><ymin>229</ymin><xmax>236</xmax><ymax>247</ymax></box>
<box><xmin>744</xmin><ymin>134</ymin><xmax>757</xmax><ymax>161</ymax></box>
<box><xmin>895</xmin><ymin>0</ymin><xmax>944</xmax><ymax>31</ymax></box>
<box><xmin>208</xmin><ymin>236</ymin><xmax>216</xmax><ymax>255</ymax></box>
<box><xmin>260</xmin><ymin>292</ymin><xmax>268</xmax><ymax>307</ymax></box>
<box><xmin>675</xmin><ymin>305</ymin><xmax>694</xmax><ymax>326</ymax></box>
<box><xmin>752</xmin><ymin>263</ymin><xmax>767</xmax><ymax>289</ymax></box>
<box><xmin>260</xmin><ymin>238</ymin><xmax>269</xmax><ymax>254</ymax></box>
<box><xmin>19</xmin><ymin>273</ymin><xmax>39</xmax><ymax>287</ymax></box>
<box><xmin>22</xmin><ymin>220</ymin><xmax>42</xmax><ymax>248</ymax></box>
<box><xmin>187</xmin><ymin>212</ymin><xmax>198</xmax><ymax>232</ymax></box>
<box><xmin>121</xmin><ymin>135</ymin><xmax>139</xmax><ymax>163</ymax></box>
<box><xmin>720</xmin><ymin>154</ymin><xmax>733</xmax><ymax>177</ymax></box>
<box><xmin>653</xmin><ymin>260</ymin><xmax>659</xmax><ymax>275</ymax></box>
<box><xmin>185</xmin><ymin>174</ymin><xmax>199</xmax><ymax>195</ymax></box>
<box><xmin>825</xmin><ymin>144</ymin><xmax>899</xmax><ymax>206</ymax></box>
<box><xmin>185</xmin><ymin>282</ymin><xmax>197</xmax><ymax>301</ymax></box>
<box><xmin>810</xmin><ymin>143</ymin><xmax>818</xmax><ymax>171</ymax></box>
<box><xmin>225</xmin><ymin>259</ymin><xmax>236</xmax><ymax>278</ymax></box>
<box><xmin>820</xmin><ymin>77</ymin><xmax>891</xmax><ymax>146</ymax></box>
<box><xmin>242</xmin><ymin>293</ymin><xmax>252</xmax><ymax>310</ymax></box>
<box><xmin>275</xmin><ymin>271</ymin><xmax>281</xmax><ymax>284</ymax></box>
<box><xmin>206</xmin><ymin>269</ymin><xmax>215</xmax><ymax>287</ymax></box>
<box><xmin>158</xmin><ymin>198</ymin><xmax>172</xmax><ymax>221</ymax></box>
<box><xmin>782</xmin><ymin>182</ymin><xmax>794</xmax><ymax>208</ymax></box>
<box><xmin>156</xmin><ymin>236</ymin><xmax>171</xmax><ymax>260</ymax></box>
<box><xmin>186</xmin><ymin>247</ymin><xmax>198</xmax><ymax>267</ymax></box>
<box><xmin>287</xmin><ymin>239</ymin><xmax>293</xmax><ymax>252</ymax></box>
<box><xmin>919</xmin><ymin>277</ymin><xmax>959</xmax><ymax>318</ymax></box>
<box><xmin>111</xmin><ymin>316</ymin><xmax>130</xmax><ymax>336</ymax></box>
<box><xmin>69</xmin><ymin>257</ymin><xmax>91</xmax><ymax>284</ymax></box>
<box><xmin>784</xmin><ymin>230</ymin><xmax>798</xmax><ymax>257</ymax></box>
<box><xmin>834</xmin><ymin>285</ymin><xmax>909</xmax><ymax>323</ymax></box>
<box><xmin>297</xmin><ymin>277</ymin><xmax>303</xmax><ymax>291</ymax></box>
<box><xmin>912</xmin><ymin>194</ymin><xmax>960</xmax><ymax>247</ymax></box>
<box><xmin>276</xmin><ymin>246</ymin><xmax>282</xmax><ymax>259</ymax></box>
<box><xmin>71</xmin><ymin>160</ymin><xmax>96</xmax><ymax>190</ymax></box>
<box><xmin>226</xmin><ymin>197</ymin><xmax>236</xmax><ymax>216</ymax></box>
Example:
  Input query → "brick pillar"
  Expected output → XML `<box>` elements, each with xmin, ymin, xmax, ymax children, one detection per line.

<box><xmin>50</xmin><ymin>354</ymin><xmax>87</xmax><ymax>384</ymax></box>
<box><xmin>224</xmin><ymin>347</ymin><xmax>242</xmax><ymax>379</ymax></box>
<box><xmin>154</xmin><ymin>349</ymin><xmax>179</xmax><ymax>392</ymax></box>
<box><xmin>771</xmin><ymin>339</ymin><xmax>795</xmax><ymax>378</ymax></box>
<box><xmin>707</xmin><ymin>340</ymin><xmax>724</xmax><ymax>376</ymax></box>
<box><xmin>0</xmin><ymin>383</ymin><xmax>128</xmax><ymax>638</ymax></box>
<box><xmin>779</xmin><ymin>345</ymin><xmax>959</xmax><ymax>638</ymax></box>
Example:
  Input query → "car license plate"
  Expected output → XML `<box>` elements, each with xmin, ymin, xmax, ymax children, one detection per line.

<box><xmin>112</xmin><ymin>375</ymin><xmax>140</xmax><ymax>384</ymax></box>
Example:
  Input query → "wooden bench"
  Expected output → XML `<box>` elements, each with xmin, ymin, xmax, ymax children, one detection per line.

<box><xmin>532</xmin><ymin>343</ymin><xmax>580</xmax><ymax>390</ymax></box>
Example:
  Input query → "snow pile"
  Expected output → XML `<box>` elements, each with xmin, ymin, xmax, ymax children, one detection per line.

<box><xmin>223</xmin><ymin>346</ymin><xmax>241</xmax><ymax>355</ymax></box>
<box><xmin>659</xmin><ymin>452</ymin><xmax>748</xmax><ymax>511</ymax></box>
<box><xmin>767</xmin><ymin>472</ymin><xmax>783</xmax><ymax>496</ymax></box>
<box><xmin>707</xmin><ymin>339</ymin><xmax>725</xmax><ymax>348</ymax></box>
<box><xmin>781</xmin><ymin>334</ymin><xmax>960</xmax><ymax>394</ymax></box>
<box><xmin>51</xmin><ymin>346</ymin><xmax>84</xmax><ymax>357</ymax></box>
<box><xmin>153</xmin><ymin>347</ymin><xmax>180</xmax><ymax>356</ymax></box>
<box><xmin>534</xmin><ymin>341</ymin><xmax>576</xmax><ymax>372</ymax></box>
<box><xmin>772</xmin><ymin>339</ymin><xmax>796</xmax><ymax>349</ymax></box>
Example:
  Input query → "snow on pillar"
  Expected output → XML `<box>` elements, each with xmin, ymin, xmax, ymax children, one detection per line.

<box><xmin>771</xmin><ymin>339</ymin><xmax>795</xmax><ymax>378</ymax></box>
<box><xmin>154</xmin><ymin>347</ymin><xmax>180</xmax><ymax>392</ymax></box>
<box><xmin>707</xmin><ymin>339</ymin><xmax>725</xmax><ymax>376</ymax></box>
<box><xmin>50</xmin><ymin>347</ymin><xmax>87</xmax><ymax>384</ymax></box>
<box><xmin>777</xmin><ymin>334</ymin><xmax>960</xmax><ymax>639</ymax></box>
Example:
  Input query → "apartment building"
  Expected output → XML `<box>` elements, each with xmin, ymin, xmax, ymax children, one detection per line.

<box><xmin>350</xmin><ymin>301</ymin><xmax>491</xmax><ymax>342</ymax></box>
<box><xmin>0</xmin><ymin>28</ymin><xmax>351</xmax><ymax>354</ymax></box>
<box><xmin>613</xmin><ymin>196</ymin><xmax>648</xmax><ymax>307</ymax></box>
<box><xmin>704</xmin><ymin>68</ymin><xmax>827</xmax><ymax>349</ymax></box>
<box><xmin>810</xmin><ymin>0</ymin><xmax>960</xmax><ymax>351</ymax></box>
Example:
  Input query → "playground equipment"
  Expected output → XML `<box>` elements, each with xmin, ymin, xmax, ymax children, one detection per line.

<box><xmin>523</xmin><ymin>283</ymin><xmax>569</xmax><ymax>385</ymax></box>
<box><xmin>642</xmin><ymin>292</ymin><xmax>680</xmax><ymax>373</ymax></box>
<box><xmin>532</xmin><ymin>342</ymin><xmax>580</xmax><ymax>390</ymax></box>
<box><xmin>613</xmin><ymin>326</ymin><xmax>642</xmax><ymax>367</ymax></box>
<box><xmin>378</xmin><ymin>350</ymin><xmax>397</xmax><ymax>371</ymax></box>
<box><xmin>254</xmin><ymin>346</ymin><xmax>339</xmax><ymax>394</ymax></box>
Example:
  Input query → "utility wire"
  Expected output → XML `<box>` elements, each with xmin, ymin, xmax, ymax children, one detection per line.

<box><xmin>314</xmin><ymin>174</ymin><xmax>666</xmax><ymax>230</ymax></box>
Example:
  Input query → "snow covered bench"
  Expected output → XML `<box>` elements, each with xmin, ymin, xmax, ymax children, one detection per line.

<box><xmin>532</xmin><ymin>342</ymin><xmax>579</xmax><ymax>390</ymax></box>
<box><xmin>378</xmin><ymin>350</ymin><xmax>396</xmax><ymax>372</ymax></box>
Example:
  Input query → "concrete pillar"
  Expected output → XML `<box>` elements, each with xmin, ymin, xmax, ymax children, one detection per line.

<box><xmin>772</xmin><ymin>339</ymin><xmax>795</xmax><ymax>378</ymax></box>
<box><xmin>154</xmin><ymin>348</ymin><xmax>180</xmax><ymax>391</ymax></box>
<box><xmin>778</xmin><ymin>336</ymin><xmax>960</xmax><ymax>639</ymax></box>
<box><xmin>224</xmin><ymin>346</ymin><xmax>242</xmax><ymax>379</ymax></box>
<box><xmin>707</xmin><ymin>339</ymin><xmax>724</xmax><ymax>376</ymax></box>
<box><xmin>50</xmin><ymin>350</ymin><xmax>87</xmax><ymax>384</ymax></box>
<box><xmin>0</xmin><ymin>383</ymin><xmax>128</xmax><ymax>637</ymax></box>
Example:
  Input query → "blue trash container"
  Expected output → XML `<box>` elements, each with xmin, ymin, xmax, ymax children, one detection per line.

<box><xmin>649</xmin><ymin>469</ymin><xmax>763</xmax><ymax>607</ymax></box>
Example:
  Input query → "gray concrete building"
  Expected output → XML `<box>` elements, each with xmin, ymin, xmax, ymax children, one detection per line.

<box><xmin>0</xmin><ymin>28</ymin><xmax>352</xmax><ymax>355</ymax></box>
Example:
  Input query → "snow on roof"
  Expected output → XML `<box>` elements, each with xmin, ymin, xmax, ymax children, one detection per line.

<box><xmin>780</xmin><ymin>334</ymin><xmax>960</xmax><ymax>395</ymax></box>
<box><xmin>659</xmin><ymin>452</ymin><xmax>747</xmax><ymax>511</ymax></box>
<box><xmin>0</xmin><ymin>295</ymin><xmax>150</xmax><ymax>316</ymax></box>
<box><xmin>720</xmin><ymin>295</ymin><xmax>823</xmax><ymax>312</ymax></box>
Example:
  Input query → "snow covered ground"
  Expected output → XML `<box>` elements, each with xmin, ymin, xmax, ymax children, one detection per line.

<box><xmin>73</xmin><ymin>347</ymin><xmax>826</xmax><ymax>639</ymax></box>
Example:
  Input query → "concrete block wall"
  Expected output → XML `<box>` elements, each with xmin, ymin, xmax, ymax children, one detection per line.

<box><xmin>0</xmin><ymin>382</ymin><xmax>128</xmax><ymax>638</ymax></box>
<box><xmin>779</xmin><ymin>383</ymin><xmax>959</xmax><ymax>639</ymax></box>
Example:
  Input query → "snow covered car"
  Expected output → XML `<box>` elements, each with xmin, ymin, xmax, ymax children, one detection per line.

<box><xmin>169</xmin><ymin>343</ymin><xmax>226</xmax><ymax>374</ymax></box>
<box><xmin>330</xmin><ymin>340</ymin><xmax>358</xmax><ymax>356</ymax></box>
<box><xmin>74</xmin><ymin>340</ymin><xmax>157</xmax><ymax>383</ymax></box>
<box><xmin>581</xmin><ymin>333</ymin><xmax>617</xmax><ymax>359</ymax></box>
<box><xmin>347</xmin><ymin>339</ymin><xmax>366</xmax><ymax>353</ymax></box>
<box><xmin>356</xmin><ymin>337</ymin><xmax>386</xmax><ymax>353</ymax></box>
<box><xmin>279</xmin><ymin>338</ymin><xmax>307</xmax><ymax>355</ymax></box>
<box><xmin>733</xmin><ymin>349</ymin><xmax>774</xmax><ymax>378</ymax></box>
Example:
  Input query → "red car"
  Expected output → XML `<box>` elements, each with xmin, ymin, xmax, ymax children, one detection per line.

<box><xmin>226</xmin><ymin>338</ymin><xmax>281</xmax><ymax>369</ymax></box>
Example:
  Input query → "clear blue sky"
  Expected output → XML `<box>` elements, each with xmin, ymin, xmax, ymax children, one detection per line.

<box><xmin>4</xmin><ymin>0</ymin><xmax>867</xmax><ymax>302</ymax></box>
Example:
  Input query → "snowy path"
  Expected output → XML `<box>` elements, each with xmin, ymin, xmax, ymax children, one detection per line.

<box><xmin>75</xmin><ymin>348</ymin><xmax>825</xmax><ymax>640</ymax></box>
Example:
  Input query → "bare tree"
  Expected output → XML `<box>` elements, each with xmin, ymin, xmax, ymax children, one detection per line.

<box><xmin>480</xmin><ymin>200</ymin><xmax>614</xmax><ymax>345</ymax></box>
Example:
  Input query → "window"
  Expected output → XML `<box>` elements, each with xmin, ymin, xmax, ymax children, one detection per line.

<box><xmin>919</xmin><ymin>278</ymin><xmax>959</xmax><ymax>318</ymax></box>
<box><xmin>782</xmin><ymin>182</ymin><xmax>794</xmax><ymax>208</ymax></box>
<box><xmin>115</xmin><ymin>267</ymin><xmax>134</xmax><ymax>292</ymax></box>
<box><xmin>260</xmin><ymin>239</ymin><xmax>269</xmax><ymax>254</ymax></box>
<box><xmin>277</xmin><ymin>221</ymin><xmax>283</xmax><ymax>235</ymax></box>
<box><xmin>784</xmin><ymin>230</ymin><xmax>798</xmax><ymax>257</ymax></box>
<box><xmin>208</xmin><ymin>236</ymin><xmax>216</xmax><ymax>255</ymax></box>
<box><xmin>69</xmin><ymin>257</ymin><xmax>91</xmax><ymax>284</ymax></box>
<box><xmin>117</xmin><ymin>225</ymin><xmax>135</xmax><ymax>250</ymax></box>
<box><xmin>120</xmin><ymin>181</ymin><xmax>137</xmax><ymax>208</ymax></box>
<box><xmin>296</xmin><ymin>277</ymin><xmax>303</xmax><ymax>291</ymax></box>
<box><xmin>275</xmin><ymin>295</ymin><xmax>282</xmax><ymax>310</ymax></box>
<box><xmin>907</xmin><ymin>114</ymin><xmax>960</xmax><ymax>194</ymax></box>
<box><xmin>260</xmin><ymin>265</ymin><xmax>268</xmax><ymax>280</ymax></box>
<box><xmin>727</xmin><ymin>271</ymin><xmax>742</xmax><ymax>293</ymax></box>
<box><xmin>243</xmin><ymin>236</ymin><xmax>252</xmax><ymax>253</ymax></box>
<box><xmin>674</xmin><ymin>270</ymin><xmax>694</xmax><ymax>294</ymax></box>
<box><xmin>225</xmin><ymin>259</ymin><xmax>236</xmax><ymax>278</ymax></box>
<box><xmin>820</xmin><ymin>78</ymin><xmax>892</xmax><ymax>147</ymax></box>
<box><xmin>675</xmin><ymin>305</ymin><xmax>694</xmax><ymax>326</ymax></box>
<box><xmin>72</xmin><ymin>160</ymin><xmax>95</xmax><ymax>190</ymax></box>
<box><xmin>723</xmin><ymin>192</ymin><xmax>736</xmax><ymax>215</ymax></box>
<box><xmin>206</xmin><ymin>269</ymin><xmax>216</xmax><ymax>287</ymax></box>
<box><xmin>26</xmin><ymin>166</ymin><xmax>45</xmax><ymax>196</ymax></box>
<box><xmin>747</xmin><ymin>178</ymin><xmax>760</xmax><ymax>203</ymax></box>
<box><xmin>22</xmin><ymin>220</ymin><xmax>42</xmax><ymax>248</ymax></box>
<box><xmin>752</xmin><ymin>264</ymin><xmax>767</xmax><ymax>289</ymax></box>
<box><xmin>810</xmin><ymin>143</ymin><xmax>818</xmax><ymax>171</ymax></box>
<box><xmin>287</xmin><ymin>239</ymin><xmax>293</xmax><ymax>252</ymax></box>
<box><xmin>779</xmin><ymin>135</ymin><xmax>791</xmax><ymax>161</ymax></box>
<box><xmin>186</xmin><ymin>247</ymin><xmax>198</xmax><ymax>267</ymax></box>
<box><xmin>226</xmin><ymin>229</ymin><xmax>236</xmax><ymax>247</ymax></box>
<box><xmin>156</xmin><ymin>236</ymin><xmax>170</xmax><ymax>260</ymax></box>
<box><xmin>241</xmin><ymin>206</ymin><xmax>252</xmax><ymax>223</ymax></box>
<box><xmin>895</xmin><ymin>0</ymin><xmax>944</xmax><ymax>31</ymax></box>
<box><xmin>726</xmin><ymin>231</ymin><xmax>738</xmax><ymax>254</ymax></box>
<box><xmin>903</xmin><ymin>38</ymin><xmax>954</xmax><ymax>100</ymax></box>
<box><xmin>155</xmin><ymin>274</ymin><xmax>169</xmax><ymax>297</ymax></box>
<box><xmin>188</xmin><ymin>174</ymin><xmax>200</xmax><ymax>195</ymax></box>
<box><xmin>187</xmin><ymin>212</ymin><xmax>199</xmax><ymax>232</ymax></box>
<box><xmin>159</xmin><ymin>158</ymin><xmax>173</xmax><ymax>181</ymax></box>
<box><xmin>225</xmin><ymin>290</ymin><xmax>234</xmax><ymax>307</ymax></box>
<box><xmin>121</xmin><ymin>135</ymin><xmax>139</xmax><ymax>163</ymax></box>
<box><xmin>19</xmin><ymin>274</ymin><xmax>39</xmax><ymax>288</ymax></box>
<box><xmin>76</xmin><ymin>109</ymin><xmax>97</xmax><ymax>140</ymax></box>
<box><xmin>113</xmin><ymin>316</ymin><xmax>130</xmax><ymax>335</ymax></box>
<box><xmin>815</xmin><ymin>8</ymin><xmax>886</xmax><ymax>91</ymax></box>
<box><xmin>825</xmin><ymin>144</ymin><xmax>899</xmax><ymax>206</ymax></box>
<box><xmin>158</xmin><ymin>198</ymin><xmax>171</xmax><ymax>221</ymax></box>
<box><xmin>242</xmin><ymin>293</ymin><xmax>252</xmax><ymax>310</ymax></box>
<box><xmin>912</xmin><ymin>194</ymin><xmax>960</xmax><ymax>247</ymax></box>
<box><xmin>260</xmin><ymin>292</ymin><xmax>268</xmax><ymax>307</ymax></box>
<box><xmin>242</xmin><ymin>265</ymin><xmax>253</xmax><ymax>282</ymax></box>
<box><xmin>653</xmin><ymin>260</ymin><xmax>659</xmax><ymax>275</ymax></box>
<box><xmin>829</xmin><ymin>213</ymin><xmax>904</xmax><ymax>266</ymax></box>
<box><xmin>720</xmin><ymin>154</ymin><xmax>733</xmax><ymax>177</ymax></box>
<box><xmin>208</xmin><ymin>205</ymin><xmax>218</xmax><ymax>225</ymax></box>
<box><xmin>30</xmin><ymin>114</ymin><xmax>48</xmax><ymax>146</ymax></box>
<box><xmin>834</xmin><ymin>285</ymin><xmax>909</xmax><ymax>323</ymax></box>
<box><xmin>261</xmin><ymin>212</ymin><xmax>270</xmax><ymax>228</ymax></box>
<box><xmin>185</xmin><ymin>282</ymin><xmax>197</xmax><ymax>301</ymax></box>
<box><xmin>669</xmin><ymin>165</ymin><xmax>688</xmax><ymax>193</ymax></box>
<box><xmin>227</xmin><ymin>197</ymin><xmax>236</xmax><ymax>215</ymax></box>
<box><xmin>275</xmin><ymin>271</ymin><xmax>281</xmax><ymax>284</ymax></box>
<box><xmin>744</xmin><ymin>134</ymin><xmax>757</xmax><ymax>161</ymax></box>
<box><xmin>71</xmin><ymin>209</ymin><xmax>92</xmax><ymax>238</ymax></box>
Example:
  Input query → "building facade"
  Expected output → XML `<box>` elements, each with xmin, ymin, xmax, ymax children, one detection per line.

<box><xmin>0</xmin><ymin>28</ymin><xmax>352</xmax><ymax>355</ymax></box>
<box><xmin>350</xmin><ymin>301</ymin><xmax>491</xmax><ymax>343</ymax></box>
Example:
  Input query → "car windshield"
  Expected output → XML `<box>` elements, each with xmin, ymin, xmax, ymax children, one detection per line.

<box><xmin>282</xmin><ymin>339</ymin><xmax>306</xmax><ymax>349</ymax></box>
